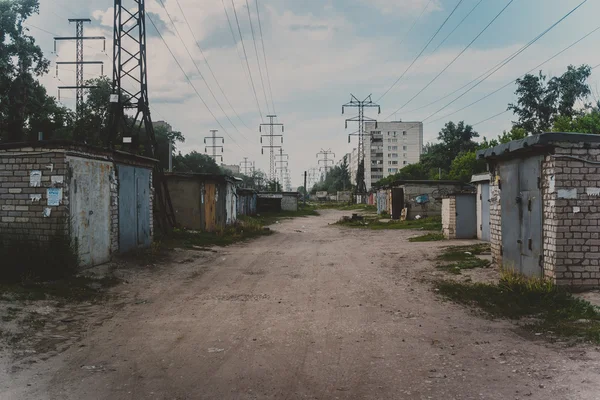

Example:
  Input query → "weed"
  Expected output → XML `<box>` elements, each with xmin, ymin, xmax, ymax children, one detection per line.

<box><xmin>317</xmin><ymin>203</ymin><xmax>377</xmax><ymax>212</ymax></box>
<box><xmin>435</xmin><ymin>270</ymin><xmax>600</xmax><ymax>343</ymax></box>
<box><xmin>0</xmin><ymin>276</ymin><xmax>119</xmax><ymax>302</ymax></box>
<box><xmin>435</xmin><ymin>243</ymin><xmax>491</xmax><ymax>275</ymax></box>
<box><xmin>336</xmin><ymin>216</ymin><xmax>442</xmax><ymax>231</ymax></box>
<box><xmin>409</xmin><ymin>233</ymin><xmax>445</xmax><ymax>242</ymax></box>
<box><xmin>253</xmin><ymin>205</ymin><xmax>319</xmax><ymax>226</ymax></box>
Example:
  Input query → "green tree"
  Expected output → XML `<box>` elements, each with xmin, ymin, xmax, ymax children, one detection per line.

<box><xmin>508</xmin><ymin>65</ymin><xmax>591</xmax><ymax>134</ymax></box>
<box><xmin>172</xmin><ymin>151</ymin><xmax>221</xmax><ymax>174</ymax></box>
<box><xmin>0</xmin><ymin>0</ymin><xmax>53</xmax><ymax>141</ymax></box>
<box><xmin>553</xmin><ymin>108</ymin><xmax>600</xmax><ymax>134</ymax></box>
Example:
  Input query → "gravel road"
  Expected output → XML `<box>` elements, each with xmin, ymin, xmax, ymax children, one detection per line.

<box><xmin>3</xmin><ymin>210</ymin><xmax>600</xmax><ymax>400</ymax></box>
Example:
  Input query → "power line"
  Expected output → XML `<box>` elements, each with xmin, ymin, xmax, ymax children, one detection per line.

<box><xmin>255</xmin><ymin>0</ymin><xmax>276</xmax><ymax>115</ymax></box>
<box><xmin>427</xmin><ymin>13</ymin><xmax>596</xmax><ymax>124</ymax></box>
<box><xmin>381</xmin><ymin>0</ymin><xmax>435</xmax><ymax>65</ymax></box>
<box><xmin>395</xmin><ymin>24</ymin><xmax>600</xmax><ymax>136</ymax></box>
<box><xmin>155</xmin><ymin>0</ymin><xmax>249</xmax><ymax>143</ymax></box>
<box><xmin>423</xmin><ymin>0</ymin><xmax>486</xmax><ymax>60</ymax></box>
<box><xmin>472</xmin><ymin>110</ymin><xmax>510</xmax><ymax>126</ymax></box>
<box><xmin>145</xmin><ymin>12</ymin><xmax>246</xmax><ymax>153</ymax></box>
<box><xmin>221</xmin><ymin>0</ymin><xmax>259</xmax><ymax>120</ymax></box>
<box><xmin>172</xmin><ymin>0</ymin><xmax>254</xmax><ymax>133</ymax></box>
<box><xmin>245</xmin><ymin>0</ymin><xmax>271</xmax><ymax>115</ymax></box>
<box><xmin>376</xmin><ymin>0</ymin><xmax>465</xmax><ymax>102</ymax></box>
<box><xmin>388</xmin><ymin>0</ymin><xmax>513</xmax><ymax>115</ymax></box>
<box><xmin>402</xmin><ymin>0</ymin><xmax>586</xmax><ymax>116</ymax></box>
<box><xmin>231</xmin><ymin>0</ymin><xmax>264</xmax><ymax>123</ymax></box>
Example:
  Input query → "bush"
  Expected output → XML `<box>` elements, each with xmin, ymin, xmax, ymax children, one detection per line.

<box><xmin>0</xmin><ymin>227</ymin><xmax>79</xmax><ymax>283</ymax></box>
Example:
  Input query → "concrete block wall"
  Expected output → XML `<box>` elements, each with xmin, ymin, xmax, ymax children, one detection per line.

<box><xmin>0</xmin><ymin>149</ymin><xmax>69</xmax><ymax>240</ymax></box>
<box><xmin>542</xmin><ymin>143</ymin><xmax>600</xmax><ymax>287</ymax></box>
<box><xmin>281</xmin><ymin>195</ymin><xmax>298</xmax><ymax>212</ymax></box>
<box><xmin>489</xmin><ymin>177</ymin><xmax>502</xmax><ymax>267</ymax></box>
<box><xmin>442</xmin><ymin>197</ymin><xmax>456</xmax><ymax>239</ymax></box>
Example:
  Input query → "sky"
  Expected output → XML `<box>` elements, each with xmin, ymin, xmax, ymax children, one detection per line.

<box><xmin>26</xmin><ymin>0</ymin><xmax>600</xmax><ymax>187</ymax></box>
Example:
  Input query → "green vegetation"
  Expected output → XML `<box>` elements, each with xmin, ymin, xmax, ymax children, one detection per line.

<box><xmin>409</xmin><ymin>233</ymin><xmax>445</xmax><ymax>242</ymax></box>
<box><xmin>336</xmin><ymin>216</ymin><xmax>442</xmax><ymax>231</ymax></box>
<box><xmin>435</xmin><ymin>271</ymin><xmax>600</xmax><ymax>343</ymax></box>
<box><xmin>435</xmin><ymin>243</ymin><xmax>491</xmax><ymax>274</ymax></box>
<box><xmin>0</xmin><ymin>276</ymin><xmax>119</xmax><ymax>302</ymax></box>
<box><xmin>316</xmin><ymin>203</ymin><xmax>376</xmax><ymax>212</ymax></box>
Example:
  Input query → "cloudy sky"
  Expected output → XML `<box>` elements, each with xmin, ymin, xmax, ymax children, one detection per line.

<box><xmin>28</xmin><ymin>0</ymin><xmax>600</xmax><ymax>186</ymax></box>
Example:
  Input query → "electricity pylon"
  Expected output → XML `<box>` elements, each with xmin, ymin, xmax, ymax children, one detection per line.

<box><xmin>204</xmin><ymin>129</ymin><xmax>224</xmax><ymax>162</ymax></box>
<box><xmin>260</xmin><ymin>115</ymin><xmax>284</xmax><ymax>181</ymax></box>
<box><xmin>317</xmin><ymin>149</ymin><xmax>335</xmax><ymax>177</ymax></box>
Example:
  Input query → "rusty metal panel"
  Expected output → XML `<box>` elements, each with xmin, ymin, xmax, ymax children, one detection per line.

<box><xmin>68</xmin><ymin>156</ymin><xmax>112</xmax><ymax>267</ymax></box>
<box><xmin>520</xmin><ymin>155</ymin><xmax>543</xmax><ymax>277</ymax></box>
<box><xmin>500</xmin><ymin>159</ymin><xmax>521</xmax><ymax>272</ymax></box>
<box><xmin>204</xmin><ymin>183</ymin><xmax>217</xmax><ymax>232</ymax></box>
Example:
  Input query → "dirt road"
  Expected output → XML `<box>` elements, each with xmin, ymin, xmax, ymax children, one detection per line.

<box><xmin>3</xmin><ymin>210</ymin><xmax>600</xmax><ymax>399</ymax></box>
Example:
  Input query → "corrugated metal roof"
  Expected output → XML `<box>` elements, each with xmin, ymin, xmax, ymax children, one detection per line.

<box><xmin>476</xmin><ymin>132</ymin><xmax>600</xmax><ymax>160</ymax></box>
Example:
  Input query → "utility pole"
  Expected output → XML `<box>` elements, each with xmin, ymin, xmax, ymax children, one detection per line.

<box><xmin>107</xmin><ymin>0</ymin><xmax>175</xmax><ymax>231</ymax></box>
<box><xmin>275</xmin><ymin>148</ymin><xmax>289</xmax><ymax>190</ymax></box>
<box><xmin>240</xmin><ymin>157</ymin><xmax>254</xmax><ymax>175</ymax></box>
<box><xmin>54</xmin><ymin>18</ymin><xmax>105</xmax><ymax>137</ymax></box>
<box><xmin>303</xmin><ymin>171</ymin><xmax>307</xmax><ymax>204</ymax></box>
<box><xmin>260</xmin><ymin>115</ymin><xmax>284</xmax><ymax>182</ymax></box>
<box><xmin>342</xmin><ymin>94</ymin><xmax>381</xmax><ymax>194</ymax></box>
<box><xmin>317</xmin><ymin>149</ymin><xmax>335</xmax><ymax>177</ymax></box>
<box><xmin>204</xmin><ymin>129</ymin><xmax>224</xmax><ymax>163</ymax></box>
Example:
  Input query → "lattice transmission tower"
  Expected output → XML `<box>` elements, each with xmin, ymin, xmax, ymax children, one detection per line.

<box><xmin>107</xmin><ymin>0</ymin><xmax>175</xmax><ymax>231</ymax></box>
<box><xmin>260</xmin><ymin>115</ymin><xmax>284</xmax><ymax>182</ymax></box>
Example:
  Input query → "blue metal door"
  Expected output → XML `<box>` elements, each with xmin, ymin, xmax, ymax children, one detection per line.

<box><xmin>118</xmin><ymin>165</ymin><xmax>151</xmax><ymax>252</ymax></box>
<box><xmin>118</xmin><ymin>165</ymin><xmax>137</xmax><ymax>252</ymax></box>
<box><xmin>481</xmin><ymin>183</ymin><xmax>490</xmax><ymax>241</ymax></box>
<box><xmin>136</xmin><ymin>168</ymin><xmax>151</xmax><ymax>247</ymax></box>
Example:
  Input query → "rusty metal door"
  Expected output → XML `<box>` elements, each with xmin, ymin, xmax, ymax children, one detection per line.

<box><xmin>519</xmin><ymin>156</ymin><xmax>543</xmax><ymax>277</ymax></box>
<box><xmin>204</xmin><ymin>183</ymin><xmax>217</xmax><ymax>232</ymax></box>
<box><xmin>68</xmin><ymin>157</ymin><xmax>112</xmax><ymax>267</ymax></box>
<box><xmin>500</xmin><ymin>159</ymin><xmax>521</xmax><ymax>272</ymax></box>
<box><xmin>500</xmin><ymin>156</ymin><xmax>543</xmax><ymax>277</ymax></box>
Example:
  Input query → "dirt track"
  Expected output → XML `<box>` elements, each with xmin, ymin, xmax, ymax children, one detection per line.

<box><xmin>3</xmin><ymin>210</ymin><xmax>600</xmax><ymax>399</ymax></box>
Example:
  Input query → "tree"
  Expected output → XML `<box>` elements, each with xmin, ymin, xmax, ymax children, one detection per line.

<box><xmin>0</xmin><ymin>0</ymin><xmax>52</xmax><ymax>142</ymax></box>
<box><xmin>172</xmin><ymin>151</ymin><xmax>221</xmax><ymax>174</ymax></box>
<box><xmin>508</xmin><ymin>65</ymin><xmax>591</xmax><ymax>134</ymax></box>
<box><xmin>553</xmin><ymin>108</ymin><xmax>600</xmax><ymax>134</ymax></box>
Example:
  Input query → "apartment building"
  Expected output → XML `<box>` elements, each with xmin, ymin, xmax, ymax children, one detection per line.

<box><xmin>364</xmin><ymin>121</ymin><xmax>423</xmax><ymax>190</ymax></box>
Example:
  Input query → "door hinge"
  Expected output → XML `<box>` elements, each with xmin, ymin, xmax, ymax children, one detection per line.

<box><xmin>537</xmin><ymin>176</ymin><xmax>541</xmax><ymax>189</ymax></box>
<box><xmin>479</xmin><ymin>193</ymin><xmax>482</xmax><ymax>200</ymax></box>
<box><xmin>528</xmin><ymin>238</ymin><xmax>532</xmax><ymax>251</ymax></box>
<box><xmin>539</xmin><ymin>255</ymin><xmax>544</xmax><ymax>266</ymax></box>
<box><xmin>500</xmin><ymin>245</ymin><xmax>503</xmax><ymax>256</ymax></box>
<box><xmin>498</xmin><ymin>179</ymin><xmax>502</xmax><ymax>190</ymax></box>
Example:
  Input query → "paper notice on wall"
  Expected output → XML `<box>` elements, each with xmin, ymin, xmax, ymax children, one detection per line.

<box><xmin>30</xmin><ymin>170</ymin><xmax>41</xmax><ymax>187</ymax></box>
<box><xmin>43</xmin><ymin>208</ymin><xmax>51</xmax><ymax>218</ymax></box>
<box><xmin>47</xmin><ymin>188</ymin><xmax>62</xmax><ymax>206</ymax></box>
<box><xmin>51</xmin><ymin>175</ymin><xmax>64</xmax><ymax>186</ymax></box>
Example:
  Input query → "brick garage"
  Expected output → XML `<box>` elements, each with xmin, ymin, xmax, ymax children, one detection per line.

<box><xmin>0</xmin><ymin>141</ymin><xmax>155</xmax><ymax>268</ymax></box>
<box><xmin>442</xmin><ymin>193</ymin><xmax>477</xmax><ymax>240</ymax></box>
<box><xmin>477</xmin><ymin>132</ymin><xmax>600</xmax><ymax>287</ymax></box>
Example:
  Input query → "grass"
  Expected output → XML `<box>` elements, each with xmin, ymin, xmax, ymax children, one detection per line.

<box><xmin>0</xmin><ymin>276</ymin><xmax>119</xmax><ymax>302</ymax></box>
<box><xmin>409</xmin><ymin>233</ymin><xmax>445</xmax><ymax>242</ymax></box>
<box><xmin>335</xmin><ymin>216</ymin><xmax>442</xmax><ymax>231</ymax></box>
<box><xmin>435</xmin><ymin>243</ymin><xmax>491</xmax><ymax>275</ymax></box>
<box><xmin>316</xmin><ymin>203</ymin><xmax>377</xmax><ymax>212</ymax></box>
<box><xmin>254</xmin><ymin>205</ymin><xmax>319</xmax><ymax>226</ymax></box>
<box><xmin>435</xmin><ymin>270</ymin><xmax>600</xmax><ymax>343</ymax></box>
